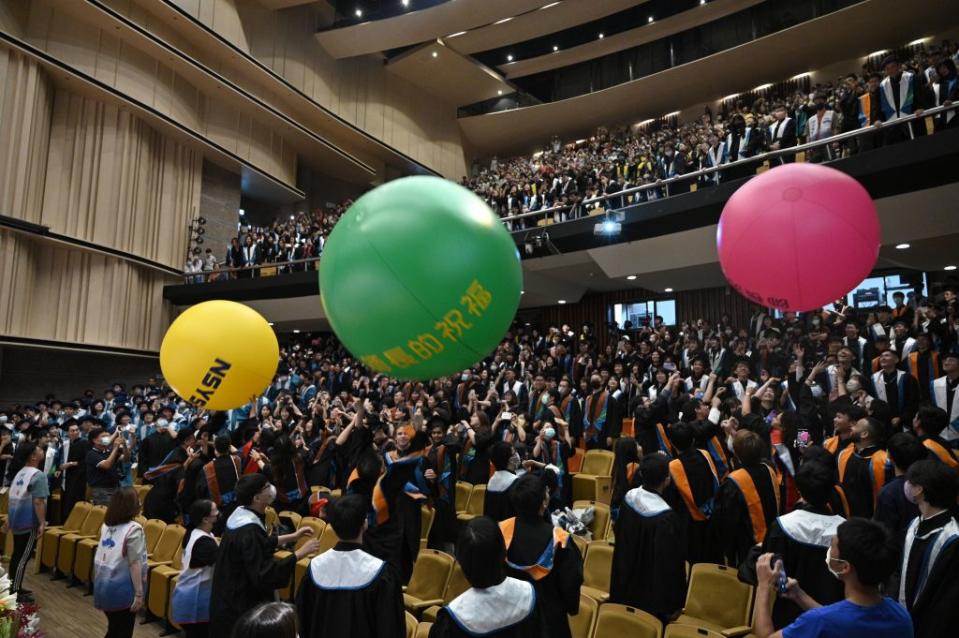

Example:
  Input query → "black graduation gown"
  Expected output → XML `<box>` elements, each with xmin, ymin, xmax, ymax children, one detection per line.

<box><xmin>762</xmin><ymin>507</ymin><xmax>845</xmax><ymax>627</ymax></box>
<box><xmin>137</xmin><ymin>430</ymin><xmax>175</xmax><ymax>479</ymax></box>
<box><xmin>143</xmin><ymin>446</ymin><xmax>187</xmax><ymax>523</ymax></box>
<box><xmin>901</xmin><ymin>511</ymin><xmax>959</xmax><ymax>638</ymax></box>
<box><xmin>196</xmin><ymin>454</ymin><xmax>243</xmax><ymax>535</ymax></box>
<box><xmin>713</xmin><ymin>464</ymin><xmax>780</xmax><ymax>567</ymax></box>
<box><xmin>210</xmin><ymin>507</ymin><xmax>297</xmax><ymax>638</ymax></box>
<box><xmin>609</xmin><ymin>487</ymin><xmax>687</xmax><ymax>621</ymax></box>
<box><xmin>484</xmin><ymin>471</ymin><xmax>518</xmax><ymax>522</ymax></box>
<box><xmin>839</xmin><ymin>446</ymin><xmax>889</xmax><ymax>518</ymax></box>
<box><xmin>425</xmin><ymin>439</ymin><xmax>462</xmax><ymax>546</ymax></box>
<box><xmin>295</xmin><ymin>542</ymin><xmax>405</xmax><ymax>638</ymax></box>
<box><xmin>664</xmin><ymin>448</ymin><xmax>720</xmax><ymax>564</ymax></box>
<box><xmin>502</xmin><ymin>516</ymin><xmax>582</xmax><ymax>638</ymax></box>
<box><xmin>429</xmin><ymin>577</ymin><xmax>545</xmax><ymax>638</ymax></box>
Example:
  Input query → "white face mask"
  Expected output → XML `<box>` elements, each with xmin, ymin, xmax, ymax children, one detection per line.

<box><xmin>99</xmin><ymin>436</ymin><xmax>112</xmax><ymax>447</ymax></box>
<box><xmin>543</xmin><ymin>427</ymin><xmax>556</xmax><ymax>440</ymax></box>
<box><xmin>824</xmin><ymin>546</ymin><xmax>845</xmax><ymax>580</ymax></box>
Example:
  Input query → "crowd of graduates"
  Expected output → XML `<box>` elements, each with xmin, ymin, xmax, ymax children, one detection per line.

<box><xmin>3</xmin><ymin>284</ymin><xmax>958</xmax><ymax>637</ymax></box>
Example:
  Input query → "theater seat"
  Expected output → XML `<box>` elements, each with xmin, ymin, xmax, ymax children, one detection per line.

<box><xmin>414</xmin><ymin>622</ymin><xmax>432</xmax><ymax>638</ymax></box>
<box><xmin>592</xmin><ymin>603</ymin><xmax>663</xmax><ymax>638</ymax></box>
<box><xmin>56</xmin><ymin>505</ymin><xmax>106</xmax><ymax>580</ymax></box>
<box><xmin>421</xmin><ymin>561</ymin><xmax>470</xmax><ymax>622</ymax></box>
<box><xmin>403</xmin><ymin>549</ymin><xmax>454</xmax><ymax>615</ymax></box>
<box><xmin>405</xmin><ymin>611</ymin><xmax>417</xmax><ymax>638</ymax></box>
<box><xmin>147</xmin><ymin>524</ymin><xmax>186</xmax><ymax>572</ymax></box>
<box><xmin>572</xmin><ymin>501</ymin><xmax>611</xmax><ymax>541</ymax></box>
<box><xmin>570</xmin><ymin>594</ymin><xmax>599</xmax><ymax>638</ymax></box>
<box><xmin>580</xmin><ymin>541</ymin><xmax>614</xmax><ymax>603</ymax></box>
<box><xmin>572</xmin><ymin>450</ymin><xmax>615</xmax><ymax>504</ymax></box>
<box><xmin>74</xmin><ymin>522</ymin><xmax>111</xmax><ymax>586</ymax></box>
<box><xmin>143</xmin><ymin>518</ymin><xmax>167</xmax><ymax>557</ymax></box>
<box><xmin>147</xmin><ymin>544</ymin><xmax>183</xmax><ymax>622</ymax></box>
<box><xmin>674</xmin><ymin>563</ymin><xmax>754</xmax><ymax>633</ymax></box>
<box><xmin>265</xmin><ymin>507</ymin><xmax>278</xmax><ymax>534</ymax></box>
<box><xmin>277</xmin><ymin>517</ymin><xmax>325</xmax><ymax>600</ymax></box>
<box><xmin>278</xmin><ymin>511</ymin><xmax>302</xmax><ymax>533</ymax></box>
<box><xmin>665</xmin><ymin>625</ymin><xmax>726</xmax><ymax>637</ymax></box>
<box><xmin>420</xmin><ymin>505</ymin><xmax>435</xmax><ymax>551</ymax></box>
<box><xmin>455</xmin><ymin>481</ymin><xmax>473</xmax><ymax>514</ymax></box>
<box><xmin>455</xmin><ymin>485</ymin><xmax>485</xmax><ymax>523</ymax></box>
<box><xmin>40</xmin><ymin>501</ymin><xmax>92</xmax><ymax>572</ymax></box>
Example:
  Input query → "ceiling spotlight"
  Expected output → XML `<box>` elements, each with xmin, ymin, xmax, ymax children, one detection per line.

<box><xmin>700</xmin><ymin>0</ymin><xmax>706</xmax><ymax>5</ymax></box>
<box><xmin>497</xmin><ymin>89</ymin><xmax>503</xmax><ymax>95</ymax></box>
<box><xmin>946</xmin><ymin>265</ymin><xmax>958</xmax><ymax>271</ymax></box>
<box><xmin>520</xmin><ymin>290</ymin><xmax>525</xmax><ymax>295</ymax></box>
<box><xmin>598</xmin><ymin>33</ymin><xmax>604</xmax><ymax>39</ymax></box>
<box><xmin>558</xmin><ymin>299</ymin><xmax>567</xmax><ymax>304</ymax></box>
<box><xmin>432</xmin><ymin>51</ymin><xmax>438</xmax><ymax>58</ymax></box>
<box><xmin>355</xmin><ymin>8</ymin><xmax>362</xmax><ymax>18</ymax></box>
<box><xmin>648</xmin><ymin>16</ymin><xmax>654</xmax><ymax>23</ymax></box>
<box><xmin>507</xmin><ymin>54</ymin><xmax>513</xmax><ymax>62</ymax></box>
<box><xmin>197</xmin><ymin>216</ymin><xmax>207</xmax><ymax>225</ymax></box>
<box><xmin>553</xmin><ymin>45</ymin><xmax>559</xmax><ymax>52</ymax></box>
<box><xmin>627</xmin><ymin>275</ymin><xmax>637</xmax><ymax>280</ymax></box>
<box><xmin>268</xmin><ymin>322</ymin><xmax>275</xmax><ymax>326</ymax></box>
<box><xmin>895</xmin><ymin>243</ymin><xmax>910</xmax><ymax>250</ymax></box>
<box><xmin>664</xmin><ymin>287</ymin><xmax>674</xmax><ymax>293</ymax></box>
<box><xmin>238</xmin><ymin>208</ymin><xmax>245</xmax><ymax>216</ymax></box>
<box><xmin>289</xmin><ymin>215</ymin><xmax>295</xmax><ymax>220</ymax></box>
<box><xmin>293</xmin><ymin>329</ymin><xmax>301</xmax><ymax>333</ymax></box>
<box><xmin>402</xmin><ymin>0</ymin><xmax>410</xmax><ymax>6</ymax></box>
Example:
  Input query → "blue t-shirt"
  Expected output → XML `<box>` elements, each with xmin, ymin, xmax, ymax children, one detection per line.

<box><xmin>783</xmin><ymin>598</ymin><xmax>913</xmax><ymax>638</ymax></box>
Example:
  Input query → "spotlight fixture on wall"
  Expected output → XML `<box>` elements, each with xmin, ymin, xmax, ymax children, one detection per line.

<box><xmin>186</xmin><ymin>214</ymin><xmax>208</xmax><ymax>266</ymax></box>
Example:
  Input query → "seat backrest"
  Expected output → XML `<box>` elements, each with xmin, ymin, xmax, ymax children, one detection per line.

<box><xmin>663</xmin><ymin>625</ymin><xmax>725</xmax><ymax>638</ymax></box>
<box><xmin>280</xmin><ymin>511</ymin><xmax>303</xmax><ymax>531</ymax></box>
<box><xmin>583</xmin><ymin>541</ymin><xmax>614</xmax><ymax>593</ymax></box>
<box><xmin>455</xmin><ymin>481</ymin><xmax>473</xmax><ymax>512</ymax></box>
<box><xmin>170</xmin><ymin>544</ymin><xmax>184</xmax><ymax>571</ymax></box>
<box><xmin>154</xmin><ymin>524</ymin><xmax>186</xmax><ymax>563</ymax></box>
<box><xmin>407</xmin><ymin>549</ymin><xmax>454</xmax><ymax>602</ymax></box>
<box><xmin>684</xmin><ymin>563</ymin><xmax>753</xmax><ymax>629</ymax></box>
<box><xmin>574</xmin><ymin>501</ymin><xmax>611</xmax><ymax>540</ymax></box>
<box><xmin>420</xmin><ymin>505</ymin><xmax>435</xmax><ymax>541</ymax></box>
<box><xmin>414</xmin><ymin>622</ymin><xmax>433</xmax><ymax>638</ymax></box>
<box><xmin>264</xmin><ymin>507</ymin><xmax>278</xmax><ymax>534</ymax></box>
<box><xmin>581</xmin><ymin>450</ymin><xmax>615</xmax><ymax>476</ymax></box>
<box><xmin>466</xmin><ymin>485</ymin><xmax>486</xmax><ymax>516</ymax></box>
<box><xmin>296</xmin><ymin>517</ymin><xmax>326</xmax><ymax>555</ymax></box>
<box><xmin>444</xmin><ymin>562</ymin><xmax>470</xmax><ymax>603</ymax></box>
<box><xmin>405</xmin><ymin>611</ymin><xmax>417</xmax><ymax>638</ymax></box>
<box><xmin>63</xmin><ymin>502</ymin><xmax>93</xmax><ymax>532</ymax></box>
<box><xmin>571</xmin><ymin>533</ymin><xmax>588</xmax><ymax>558</ymax></box>
<box><xmin>593</xmin><ymin>603</ymin><xmax>663</xmax><ymax>638</ymax></box>
<box><xmin>143</xmin><ymin>519</ymin><xmax>167</xmax><ymax>554</ymax></box>
<box><xmin>80</xmin><ymin>506</ymin><xmax>107</xmax><ymax>535</ymax></box>
<box><xmin>569</xmin><ymin>594</ymin><xmax>598</xmax><ymax>638</ymax></box>
<box><xmin>317</xmin><ymin>523</ymin><xmax>339</xmax><ymax>554</ymax></box>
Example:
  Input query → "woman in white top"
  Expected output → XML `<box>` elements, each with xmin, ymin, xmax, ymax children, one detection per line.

<box><xmin>93</xmin><ymin>487</ymin><xmax>147</xmax><ymax>638</ymax></box>
<box><xmin>171</xmin><ymin>499</ymin><xmax>220</xmax><ymax>638</ymax></box>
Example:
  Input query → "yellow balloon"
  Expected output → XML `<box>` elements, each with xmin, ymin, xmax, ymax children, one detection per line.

<box><xmin>160</xmin><ymin>300</ymin><xmax>278</xmax><ymax>410</ymax></box>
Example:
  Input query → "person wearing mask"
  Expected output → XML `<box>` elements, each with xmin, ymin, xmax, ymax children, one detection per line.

<box><xmin>171</xmin><ymin>499</ymin><xmax>220</xmax><ymax>638</ymax></box>
<box><xmin>137</xmin><ymin>418</ymin><xmax>175</xmax><ymax>481</ymax></box>
<box><xmin>143</xmin><ymin>427</ymin><xmax>196</xmax><ymax>523</ymax></box>
<box><xmin>430</xmin><ymin>517</ymin><xmax>541</xmax><ymax>638</ymax></box>
<box><xmin>583</xmin><ymin>374</ymin><xmax>621</xmax><ymax>450</ymax></box>
<box><xmin>664</xmin><ymin>421</ymin><xmax>720</xmax><ymax>565</ymax></box>
<box><xmin>753</xmin><ymin>519</ymin><xmax>913</xmax><ymax>638</ymax></box>
<box><xmin>232</xmin><ymin>602</ymin><xmax>298</xmax><ymax>638</ymax></box>
<box><xmin>500</xmin><ymin>474</ymin><xmax>582</xmax><ymax>638</ymax></box>
<box><xmin>610</xmin><ymin>453</ymin><xmax>686</xmax><ymax>621</ymax></box>
<box><xmin>557</xmin><ymin>378</ymin><xmax>583</xmax><ymax>443</ymax></box>
<box><xmin>806</xmin><ymin>92</ymin><xmax>837</xmax><ymax>161</ymax></box>
<box><xmin>838</xmin><ymin>417</ymin><xmax>892</xmax><ymax>518</ymax></box>
<box><xmin>873</xmin><ymin>432</ymin><xmax>925</xmax><ymax>593</ymax></box>
<box><xmin>55</xmin><ymin>418</ymin><xmax>89</xmax><ymax>524</ymax></box>
<box><xmin>484</xmin><ymin>441</ymin><xmax>519</xmax><ymax>522</ymax></box>
<box><xmin>899</xmin><ymin>460</ymin><xmax>959</xmax><ymax>638</ymax></box>
<box><xmin>85</xmin><ymin>427</ymin><xmax>129</xmax><ymax>506</ymax></box>
<box><xmin>93</xmin><ymin>488</ymin><xmax>147</xmax><ymax>638</ymax></box>
<box><xmin>761</xmin><ymin>462</ymin><xmax>845</xmax><ymax>627</ymax></box>
<box><xmin>768</xmin><ymin>103</ymin><xmax>798</xmax><ymax>164</ymax></box>
<box><xmin>209</xmin><ymin>474</ymin><xmax>321</xmax><ymax>638</ymax></box>
<box><xmin>296</xmin><ymin>494</ymin><xmax>405</xmax><ymax>638</ymax></box>
<box><xmin>714</xmin><ymin>430</ymin><xmax>781</xmax><ymax>567</ymax></box>
<box><xmin>2</xmin><ymin>442</ymin><xmax>48</xmax><ymax>601</ymax></box>
<box><xmin>869</xmin><ymin>350</ymin><xmax>919</xmax><ymax>430</ymax></box>
<box><xmin>196</xmin><ymin>435</ymin><xmax>243</xmax><ymax>534</ymax></box>
<box><xmin>931</xmin><ymin>351</ymin><xmax>959</xmax><ymax>445</ymax></box>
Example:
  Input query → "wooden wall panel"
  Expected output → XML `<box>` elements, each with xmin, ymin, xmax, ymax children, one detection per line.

<box><xmin>0</xmin><ymin>229</ymin><xmax>176</xmax><ymax>351</ymax></box>
<box><xmin>0</xmin><ymin>49</ymin><xmax>53</xmax><ymax>222</ymax></box>
<box><xmin>40</xmin><ymin>90</ymin><xmax>203</xmax><ymax>269</ymax></box>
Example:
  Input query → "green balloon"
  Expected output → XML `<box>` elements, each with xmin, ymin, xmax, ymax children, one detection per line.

<box><xmin>320</xmin><ymin>176</ymin><xmax>523</xmax><ymax>380</ymax></box>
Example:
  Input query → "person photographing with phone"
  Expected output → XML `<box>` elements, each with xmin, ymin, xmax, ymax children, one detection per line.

<box><xmin>753</xmin><ymin>518</ymin><xmax>913</xmax><ymax>638</ymax></box>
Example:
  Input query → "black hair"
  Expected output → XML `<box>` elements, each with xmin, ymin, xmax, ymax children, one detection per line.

<box><xmin>355</xmin><ymin>450</ymin><xmax>384</xmax><ymax>483</ymax></box>
<box><xmin>509</xmin><ymin>473</ymin><xmax>546</xmax><ymax>518</ymax></box>
<box><xmin>88</xmin><ymin>426</ymin><xmax>105</xmax><ymax>443</ymax></box>
<box><xmin>833</xmin><ymin>404</ymin><xmax>867</xmax><ymax>422</ymax></box>
<box><xmin>7</xmin><ymin>442</ymin><xmax>37</xmax><ymax>482</ymax></box>
<box><xmin>328</xmin><ymin>494</ymin><xmax>368</xmax><ymax>540</ymax></box>
<box><xmin>269</xmin><ymin>434</ymin><xmax>294</xmax><ymax>484</ymax></box>
<box><xmin>861</xmin><ymin>417</ymin><xmax>886</xmax><ymax>447</ymax></box>
<box><xmin>490</xmin><ymin>441</ymin><xmax>514</xmax><ymax>471</ymax></box>
<box><xmin>231</xmin><ymin>602</ymin><xmax>297</xmax><ymax>638</ymax></box>
<box><xmin>456</xmin><ymin>517</ymin><xmax>507</xmax><ymax>589</ymax></box>
<box><xmin>906</xmin><ymin>459</ymin><xmax>959</xmax><ymax>509</ymax></box>
<box><xmin>668</xmin><ymin>421</ymin><xmax>695</xmax><ymax>452</ymax></box>
<box><xmin>611</xmin><ymin>437</ymin><xmax>641</xmax><ymax>509</ymax></box>
<box><xmin>235</xmin><ymin>473</ymin><xmax>269</xmax><ymax>507</ymax></box>
<box><xmin>680</xmin><ymin>399</ymin><xmax>702</xmax><ymax>422</ymax></box>
<box><xmin>886</xmin><ymin>432</ymin><xmax>927</xmax><ymax>472</ymax></box>
<box><xmin>836</xmin><ymin>518</ymin><xmax>898</xmax><ymax>587</ymax></box>
<box><xmin>915</xmin><ymin>406</ymin><xmax>948</xmax><ymax>438</ymax></box>
<box><xmin>795</xmin><ymin>461</ymin><xmax>833</xmax><ymax>508</ymax></box>
<box><xmin>640</xmin><ymin>453</ymin><xmax>670</xmax><ymax>489</ymax></box>
<box><xmin>215</xmin><ymin>434</ymin><xmax>232</xmax><ymax>455</ymax></box>
<box><xmin>184</xmin><ymin>499</ymin><xmax>216</xmax><ymax>547</ymax></box>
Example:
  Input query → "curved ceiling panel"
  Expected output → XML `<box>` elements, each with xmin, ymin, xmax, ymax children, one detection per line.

<box><xmin>457</xmin><ymin>0</ymin><xmax>941</xmax><ymax>155</ymax></box>
<box><xmin>447</xmin><ymin>0</ymin><xmax>646</xmax><ymax>55</ymax></box>
<box><xmin>315</xmin><ymin>0</ymin><xmax>546</xmax><ymax>59</ymax></box>
<box><xmin>503</xmin><ymin>0</ymin><xmax>763</xmax><ymax>79</ymax></box>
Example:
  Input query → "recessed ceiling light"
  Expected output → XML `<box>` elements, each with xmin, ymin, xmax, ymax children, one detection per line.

<box><xmin>447</xmin><ymin>31</ymin><xmax>467</xmax><ymax>38</ymax></box>
<box><xmin>432</xmin><ymin>51</ymin><xmax>438</xmax><ymax>58</ymax></box>
<box><xmin>506</xmin><ymin>54</ymin><xmax>513</xmax><ymax>62</ymax></box>
<box><xmin>895</xmin><ymin>243</ymin><xmax>910</xmax><ymax>250</ymax></box>
<box><xmin>558</xmin><ymin>299</ymin><xmax>567</xmax><ymax>304</ymax></box>
<box><xmin>648</xmin><ymin>16</ymin><xmax>654</xmax><ymax>23</ymax></box>
<box><xmin>289</xmin><ymin>215</ymin><xmax>295</xmax><ymax>220</ymax></box>
<box><xmin>494</xmin><ymin>17</ymin><xmax>513</xmax><ymax>25</ymax></box>
<box><xmin>238</xmin><ymin>209</ymin><xmax>244</xmax><ymax>216</ymax></box>
<box><xmin>355</xmin><ymin>8</ymin><xmax>362</xmax><ymax>18</ymax></box>
<box><xmin>946</xmin><ymin>265</ymin><xmax>957</xmax><ymax>271</ymax></box>
<box><xmin>268</xmin><ymin>322</ymin><xmax>275</xmax><ymax>326</ymax></box>
<box><xmin>553</xmin><ymin>45</ymin><xmax>559</xmax><ymax>52</ymax></box>
<box><xmin>402</xmin><ymin>0</ymin><xmax>410</xmax><ymax>7</ymax></box>
<box><xmin>626</xmin><ymin>275</ymin><xmax>637</xmax><ymax>280</ymax></box>
<box><xmin>497</xmin><ymin>89</ymin><xmax>503</xmax><ymax>95</ymax></box>
<box><xmin>293</xmin><ymin>329</ymin><xmax>300</xmax><ymax>333</ymax></box>
<box><xmin>700</xmin><ymin>0</ymin><xmax>706</xmax><ymax>5</ymax></box>
<box><xmin>598</xmin><ymin>33</ymin><xmax>604</xmax><ymax>39</ymax></box>
<box><xmin>664</xmin><ymin>288</ymin><xmax>674</xmax><ymax>293</ymax></box>
<box><xmin>540</xmin><ymin>2</ymin><xmax>560</xmax><ymax>9</ymax></box>
<box><xmin>520</xmin><ymin>290</ymin><xmax>525</xmax><ymax>295</ymax></box>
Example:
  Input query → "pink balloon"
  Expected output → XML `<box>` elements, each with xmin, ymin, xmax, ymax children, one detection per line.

<box><xmin>717</xmin><ymin>163</ymin><xmax>880</xmax><ymax>312</ymax></box>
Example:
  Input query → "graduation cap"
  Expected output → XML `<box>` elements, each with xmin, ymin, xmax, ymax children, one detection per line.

<box><xmin>880</xmin><ymin>54</ymin><xmax>900</xmax><ymax>69</ymax></box>
<box><xmin>941</xmin><ymin>351</ymin><xmax>959</xmax><ymax>362</ymax></box>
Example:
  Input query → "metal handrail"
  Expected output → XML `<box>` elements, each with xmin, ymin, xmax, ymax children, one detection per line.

<box><xmin>497</xmin><ymin>103</ymin><xmax>958</xmax><ymax>224</ymax></box>
<box><xmin>182</xmin><ymin>255</ymin><xmax>322</xmax><ymax>281</ymax></box>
